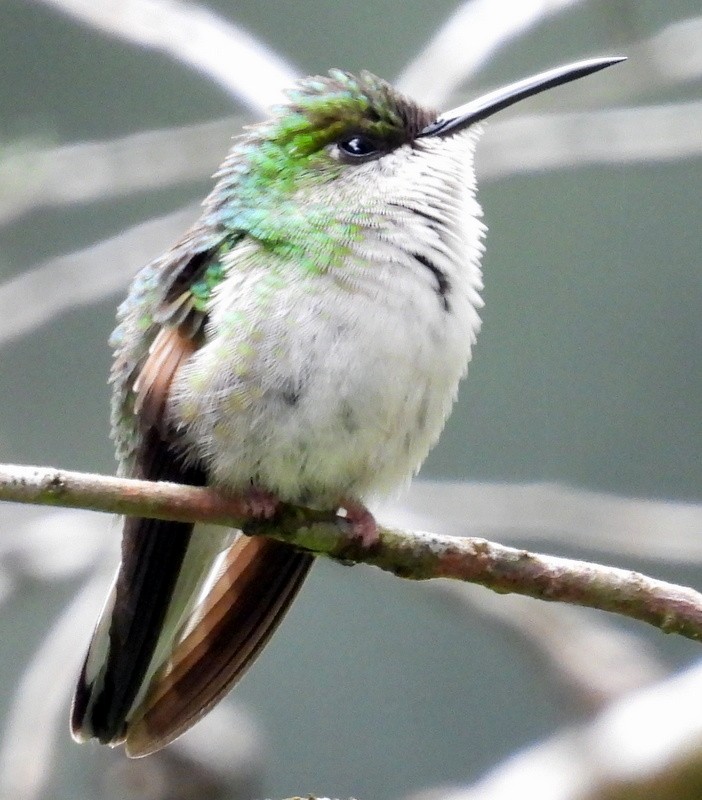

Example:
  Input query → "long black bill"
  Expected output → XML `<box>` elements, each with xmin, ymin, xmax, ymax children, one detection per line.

<box><xmin>419</xmin><ymin>56</ymin><xmax>626</xmax><ymax>138</ymax></box>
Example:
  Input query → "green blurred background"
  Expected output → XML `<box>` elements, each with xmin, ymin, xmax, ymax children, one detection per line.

<box><xmin>0</xmin><ymin>1</ymin><xmax>700</xmax><ymax>798</ymax></box>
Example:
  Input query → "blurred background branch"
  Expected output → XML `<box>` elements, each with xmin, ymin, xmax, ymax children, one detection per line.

<box><xmin>0</xmin><ymin>206</ymin><xmax>197</xmax><ymax>345</ymax></box>
<box><xmin>32</xmin><ymin>0</ymin><xmax>298</xmax><ymax>108</ymax></box>
<box><xmin>431</xmin><ymin>582</ymin><xmax>665</xmax><ymax>712</ymax></box>
<box><xmin>0</xmin><ymin>119</ymin><xmax>236</xmax><ymax>225</ymax></box>
<box><xmin>396</xmin><ymin>0</ymin><xmax>588</xmax><ymax>104</ymax></box>
<box><xmin>411</xmin><ymin>661</ymin><xmax>702</xmax><ymax>800</ymax></box>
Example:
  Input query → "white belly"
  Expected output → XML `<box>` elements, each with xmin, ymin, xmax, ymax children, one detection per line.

<box><xmin>169</xmin><ymin>242</ymin><xmax>481</xmax><ymax>506</ymax></box>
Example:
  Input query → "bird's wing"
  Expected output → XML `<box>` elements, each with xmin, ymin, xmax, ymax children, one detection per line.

<box><xmin>71</xmin><ymin>228</ymin><xmax>225</xmax><ymax>745</ymax></box>
<box><xmin>71</xmin><ymin>227</ymin><xmax>314</xmax><ymax>751</ymax></box>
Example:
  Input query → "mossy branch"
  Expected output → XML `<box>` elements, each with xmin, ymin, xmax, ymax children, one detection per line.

<box><xmin>1</xmin><ymin>462</ymin><xmax>701</xmax><ymax>643</ymax></box>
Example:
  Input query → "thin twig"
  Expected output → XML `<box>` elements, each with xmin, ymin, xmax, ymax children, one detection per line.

<box><xmin>0</xmin><ymin>463</ymin><xmax>701</xmax><ymax>643</ymax></box>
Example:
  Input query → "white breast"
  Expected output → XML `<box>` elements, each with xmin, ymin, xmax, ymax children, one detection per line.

<box><xmin>169</xmin><ymin>129</ymin><xmax>486</xmax><ymax>506</ymax></box>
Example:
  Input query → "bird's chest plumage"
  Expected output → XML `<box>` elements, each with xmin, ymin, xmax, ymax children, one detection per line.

<box><xmin>168</xmin><ymin>211</ymin><xmax>483</xmax><ymax>505</ymax></box>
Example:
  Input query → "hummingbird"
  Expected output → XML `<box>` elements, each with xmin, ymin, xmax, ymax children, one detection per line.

<box><xmin>71</xmin><ymin>55</ymin><xmax>624</xmax><ymax>757</ymax></box>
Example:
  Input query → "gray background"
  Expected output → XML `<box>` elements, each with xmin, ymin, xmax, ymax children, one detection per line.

<box><xmin>0</xmin><ymin>1</ymin><xmax>700</xmax><ymax>798</ymax></box>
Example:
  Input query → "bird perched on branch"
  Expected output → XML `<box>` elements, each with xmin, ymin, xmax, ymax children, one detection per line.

<box><xmin>71</xmin><ymin>56</ymin><xmax>625</xmax><ymax>757</ymax></box>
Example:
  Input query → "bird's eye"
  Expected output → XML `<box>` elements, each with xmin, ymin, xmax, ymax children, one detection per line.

<box><xmin>336</xmin><ymin>134</ymin><xmax>382</xmax><ymax>163</ymax></box>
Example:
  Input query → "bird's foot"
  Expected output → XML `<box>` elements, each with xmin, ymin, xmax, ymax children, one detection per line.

<box><xmin>338</xmin><ymin>499</ymin><xmax>379</xmax><ymax>548</ymax></box>
<box><xmin>240</xmin><ymin>485</ymin><xmax>281</xmax><ymax>520</ymax></box>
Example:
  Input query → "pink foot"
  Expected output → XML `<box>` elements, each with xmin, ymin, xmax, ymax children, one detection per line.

<box><xmin>338</xmin><ymin>499</ymin><xmax>379</xmax><ymax>548</ymax></box>
<box><xmin>240</xmin><ymin>485</ymin><xmax>280</xmax><ymax>520</ymax></box>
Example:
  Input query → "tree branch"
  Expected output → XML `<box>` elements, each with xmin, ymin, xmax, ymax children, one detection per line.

<box><xmin>1</xmin><ymin>462</ymin><xmax>701</xmax><ymax>643</ymax></box>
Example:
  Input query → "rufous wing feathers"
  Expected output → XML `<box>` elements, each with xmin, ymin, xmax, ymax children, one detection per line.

<box><xmin>71</xmin><ymin>328</ymin><xmax>205</xmax><ymax>744</ymax></box>
<box><xmin>124</xmin><ymin>536</ymin><xmax>313</xmax><ymax>756</ymax></box>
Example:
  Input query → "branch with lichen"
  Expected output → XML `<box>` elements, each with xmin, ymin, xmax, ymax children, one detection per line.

<box><xmin>0</xmin><ymin>462</ymin><xmax>701</xmax><ymax>643</ymax></box>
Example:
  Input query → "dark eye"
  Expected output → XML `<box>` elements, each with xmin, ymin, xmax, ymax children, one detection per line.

<box><xmin>336</xmin><ymin>134</ymin><xmax>382</xmax><ymax>163</ymax></box>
